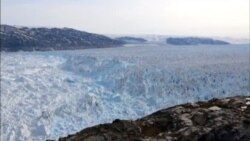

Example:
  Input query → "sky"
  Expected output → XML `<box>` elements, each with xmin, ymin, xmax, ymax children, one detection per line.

<box><xmin>1</xmin><ymin>0</ymin><xmax>249</xmax><ymax>38</ymax></box>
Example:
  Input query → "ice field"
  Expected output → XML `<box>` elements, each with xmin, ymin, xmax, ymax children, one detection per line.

<box><xmin>1</xmin><ymin>44</ymin><xmax>250</xmax><ymax>140</ymax></box>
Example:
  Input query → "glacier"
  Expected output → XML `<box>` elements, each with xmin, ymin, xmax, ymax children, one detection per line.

<box><xmin>1</xmin><ymin>44</ymin><xmax>250</xmax><ymax>141</ymax></box>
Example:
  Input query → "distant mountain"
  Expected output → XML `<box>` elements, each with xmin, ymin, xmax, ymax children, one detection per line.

<box><xmin>115</xmin><ymin>36</ymin><xmax>147</xmax><ymax>44</ymax></box>
<box><xmin>0</xmin><ymin>25</ymin><xmax>124</xmax><ymax>51</ymax></box>
<box><xmin>166</xmin><ymin>37</ymin><xmax>230</xmax><ymax>45</ymax></box>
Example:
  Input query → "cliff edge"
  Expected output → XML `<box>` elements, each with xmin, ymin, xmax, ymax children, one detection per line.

<box><xmin>58</xmin><ymin>96</ymin><xmax>250</xmax><ymax>141</ymax></box>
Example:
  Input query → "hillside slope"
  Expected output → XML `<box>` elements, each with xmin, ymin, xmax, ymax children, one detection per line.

<box><xmin>59</xmin><ymin>96</ymin><xmax>250</xmax><ymax>141</ymax></box>
<box><xmin>0</xmin><ymin>25</ymin><xmax>124</xmax><ymax>51</ymax></box>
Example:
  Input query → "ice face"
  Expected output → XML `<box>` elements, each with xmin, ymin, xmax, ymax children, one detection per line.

<box><xmin>1</xmin><ymin>44</ymin><xmax>249</xmax><ymax>141</ymax></box>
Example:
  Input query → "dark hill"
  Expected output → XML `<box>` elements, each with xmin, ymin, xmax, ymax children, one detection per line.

<box><xmin>167</xmin><ymin>37</ymin><xmax>230</xmax><ymax>45</ymax></box>
<box><xmin>0</xmin><ymin>25</ymin><xmax>124</xmax><ymax>51</ymax></box>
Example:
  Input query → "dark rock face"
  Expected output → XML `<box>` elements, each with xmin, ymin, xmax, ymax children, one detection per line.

<box><xmin>115</xmin><ymin>37</ymin><xmax>147</xmax><ymax>44</ymax></box>
<box><xmin>58</xmin><ymin>96</ymin><xmax>250</xmax><ymax>141</ymax></box>
<box><xmin>0</xmin><ymin>25</ymin><xmax>124</xmax><ymax>51</ymax></box>
<box><xmin>166</xmin><ymin>37</ymin><xmax>230</xmax><ymax>45</ymax></box>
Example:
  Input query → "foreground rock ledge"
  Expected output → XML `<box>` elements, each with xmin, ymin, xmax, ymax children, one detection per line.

<box><xmin>58</xmin><ymin>96</ymin><xmax>250</xmax><ymax>141</ymax></box>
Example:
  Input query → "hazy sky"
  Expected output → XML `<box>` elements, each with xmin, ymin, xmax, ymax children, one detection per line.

<box><xmin>1</xmin><ymin>0</ymin><xmax>249</xmax><ymax>38</ymax></box>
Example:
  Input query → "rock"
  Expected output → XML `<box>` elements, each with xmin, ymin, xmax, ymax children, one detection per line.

<box><xmin>199</xmin><ymin>122</ymin><xmax>250</xmax><ymax>141</ymax></box>
<box><xmin>83</xmin><ymin>135</ymin><xmax>105</xmax><ymax>141</ymax></box>
<box><xmin>192</xmin><ymin>112</ymin><xmax>207</xmax><ymax>126</ymax></box>
<box><xmin>179</xmin><ymin>113</ymin><xmax>193</xmax><ymax>126</ymax></box>
<box><xmin>241</xmin><ymin>106</ymin><xmax>247</xmax><ymax>110</ymax></box>
<box><xmin>208</xmin><ymin>106</ymin><xmax>221</xmax><ymax>111</ymax></box>
<box><xmin>58</xmin><ymin>96</ymin><xmax>250</xmax><ymax>141</ymax></box>
<box><xmin>245</xmin><ymin>106</ymin><xmax>250</xmax><ymax>113</ymax></box>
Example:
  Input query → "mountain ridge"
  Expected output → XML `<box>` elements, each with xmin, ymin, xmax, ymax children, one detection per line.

<box><xmin>0</xmin><ymin>25</ymin><xmax>124</xmax><ymax>51</ymax></box>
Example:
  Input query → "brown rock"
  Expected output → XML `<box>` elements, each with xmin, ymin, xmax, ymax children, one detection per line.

<box><xmin>192</xmin><ymin>112</ymin><xmax>207</xmax><ymax>126</ymax></box>
<box><xmin>58</xmin><ymin>96</ymin><xmax>250</xmax><ymax>141</ymax></box>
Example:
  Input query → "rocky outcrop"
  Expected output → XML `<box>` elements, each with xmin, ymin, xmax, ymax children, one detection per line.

<box><xmin>115</xmin><ymin>37</ymin><xmax>147</xmax><ymax>44</ymax></box>
<box><xmin>166</xmin><ymin>37</ymin><xmax>230</xmax><ymax>45</ymax></box>
<box><xmin>58</xmin><ymin>96</ymin><xmax>250</xmax><ymax>141</ymax></box>
<box><xmin>0</xmin><ymin>25</ymin><xmax>124</xmax><ymax>51</ymax></box>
